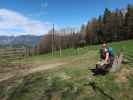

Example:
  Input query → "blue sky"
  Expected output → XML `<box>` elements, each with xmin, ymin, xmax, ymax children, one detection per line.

<box><xmin>0</xmin><ymin>0</ymin><xmax>132</xmax><ymax>36</ymax></box>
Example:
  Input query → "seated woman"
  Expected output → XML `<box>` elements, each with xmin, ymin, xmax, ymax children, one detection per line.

<box><xmin>97</xmin><ymin>42</ymin><xmax>114</xmax><ymax>70</ymax></box>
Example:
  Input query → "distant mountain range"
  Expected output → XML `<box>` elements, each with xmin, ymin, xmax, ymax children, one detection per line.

<box><xmin>0</xmin><ymin>35</ymin><xmax>42</xmax><ymax>47</ymax></box>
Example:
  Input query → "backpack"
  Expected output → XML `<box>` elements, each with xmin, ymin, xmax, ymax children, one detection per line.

<box><xmin>108</xmin><ymin>47</ymin><xmax>113</xmax><ymax>57</ymax></box>
<box><xmin>100</xmin><ymin>47</ymin><xmax>113</xmax><ymax>60</ymax></box>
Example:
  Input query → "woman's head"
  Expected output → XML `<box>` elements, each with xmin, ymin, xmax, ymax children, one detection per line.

<box><xmin>101</xmin><ymin>42</ymin><xmax>107</xmax><ymax>48</ymax></box>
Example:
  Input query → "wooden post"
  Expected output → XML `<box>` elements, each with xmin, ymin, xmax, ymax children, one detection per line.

<box><xmin>59</xmin><ymin>45</ymin><xmax>62</xmax><ymax>56</ymax></box>
<box><xmin>52</xmin><ymin>24</ymin><xmax>54</xmax><ymax>56</ymax></box>
<box><xmin>59</xmin><ymin>32</ymin><xmax>62</xmax><ymax>56</ymax></box>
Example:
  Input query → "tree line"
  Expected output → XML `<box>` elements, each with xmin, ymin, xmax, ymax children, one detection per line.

<box><xmin>36</xmin><ymin>4</ymin><xmax>133</xmax><ymax>54</ymax></box>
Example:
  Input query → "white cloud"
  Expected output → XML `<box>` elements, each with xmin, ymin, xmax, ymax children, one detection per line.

<box><xmin>0</xmin><ymin>8</ymin><xmax>52</xmax><ymax>36</ymax></box>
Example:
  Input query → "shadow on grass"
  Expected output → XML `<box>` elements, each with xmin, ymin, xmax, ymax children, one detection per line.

<box><xmin>89</xmin><ymin>68</ymin><xmax>109</xmax><ymax>76</ymax></box>
<box><xmin>84</xmin><ymin>82</ymin><xmax>115</xmax><ymax>100</ymax></box>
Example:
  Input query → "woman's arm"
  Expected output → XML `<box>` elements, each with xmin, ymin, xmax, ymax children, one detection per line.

<box><xmin>104</xmin><ymin>52</ymin><xmax>109</xmax><ymax>64</ymax></box>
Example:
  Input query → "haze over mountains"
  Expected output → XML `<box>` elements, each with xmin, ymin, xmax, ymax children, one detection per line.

<box><xmin>0</xmin><ymin>35</ymin><xmax>42</xmax><ymax>47</ymax></box>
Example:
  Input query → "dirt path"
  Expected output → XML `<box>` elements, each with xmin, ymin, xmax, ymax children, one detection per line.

<box><xmin>0</xmin><ymin>73</ymin><xmax>14</xmax><ymax>82</ymax></box>
<box><xmin>26</xmin><ymin>63</ymin><xmax>65</xmax><ymax>75</ymax></box>
<box><xmin>0</xmin><ymin>62</ymin><xmax>65</xmax><ymax>82</ymax></box>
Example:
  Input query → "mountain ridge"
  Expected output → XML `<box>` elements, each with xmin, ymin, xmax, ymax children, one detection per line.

<box><xmin>0</xmin><ymin>35</ymin><xmax>42</xmax><ymax>47</ymax></box>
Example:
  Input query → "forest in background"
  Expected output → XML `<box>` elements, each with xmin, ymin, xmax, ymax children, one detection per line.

<box><xmin>36</xmin><ymin>4</ymin><xmax>133</xmax><ymax>54</ymax></box>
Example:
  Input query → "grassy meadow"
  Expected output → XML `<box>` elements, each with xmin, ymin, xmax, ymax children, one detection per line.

<box><xmin>0</xmin><ymin>40</ymin><xmax>133</xmax><ymax>100</ymax></box>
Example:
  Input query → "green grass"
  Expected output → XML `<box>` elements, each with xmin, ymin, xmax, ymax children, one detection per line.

<box><xmin>1</xmin><ymin>40</ymin><xmax>133</xmax><ymax>100</ymax></box>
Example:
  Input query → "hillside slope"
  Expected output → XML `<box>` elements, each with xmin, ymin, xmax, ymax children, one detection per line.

<box><xmin>0</xmin><ymin>40</ymin><xmax>133</xmax><ymax>100</ymax></box>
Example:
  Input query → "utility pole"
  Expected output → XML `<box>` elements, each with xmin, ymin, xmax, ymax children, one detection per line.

<box><xmin>71</xmin><ymin>28</ymin><xmax>74</xmax><ymax>48</ymax></box>
<box><xmin>52</xmin><ymin>24</ymin><xmax>54</xmax><ymax>56</ymax></box>
<box><xmin>63</xmin><ymin>29</ymin><xmax>66</xmax><ymax>49</ymax></box>
<box><xmin>59</xmin><ymin>33</ymin><xmax>62</xmax><ymax>56</ymax></box>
